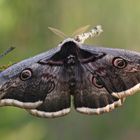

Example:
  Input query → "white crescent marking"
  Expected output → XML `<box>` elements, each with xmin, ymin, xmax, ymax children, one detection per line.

<box><xmin>27</xmin><ymin>108</ymin><xmax>71</xmax><ymax>118</ymax></box>
<box><xmin>112</xmin><ymin>83</ymin><xmax>140</xmax><ymax>98</ymax></box>
<box><xmin>0</xmin><ymin>99</ymin><xmax>42</xmax><ymax>109</ymax></box>
<box><xmin>76</xmin><ymin>98</ymin><xmax>125</xmax><ymax>115</ymax></box>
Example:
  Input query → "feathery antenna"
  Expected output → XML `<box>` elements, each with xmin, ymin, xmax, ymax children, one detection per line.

<box><xmin>72</xmin><ymin>25</ymin><xmax>90</xmax><ymax>37</ymax></box>
<box><xmin>48</xmin><ymin>25</ymin><xmax>103</xmax><ymax>43</ymax></box>
<box><xmin>75</xmin><ymin>25</ymin><xmax>103</xmax><ymax>43</ymax></box>
<box><xmin>48</xmin><ymin>27</ymin><xmax>68</xmax><ymax>39</ymax></box>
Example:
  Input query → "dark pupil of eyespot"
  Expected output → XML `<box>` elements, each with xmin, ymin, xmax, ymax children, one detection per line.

<box><xmin>92</xmin><ymin>77</ymin><xmax>103</xmax><ymax>88</ymax></box>
<box><xmin>95</xmin><ymin>78</ymin><xmax>102</xmax><ymax>86</ymax></box>
<box><xmin>22</xmin><ymin>71</ymin><xmax>30</xmax><ymax>79</ymax></box>
<box><xmin>117</xmin><ymin>60</ymin><xmax>125</xmax><ymax>67</ymax></box>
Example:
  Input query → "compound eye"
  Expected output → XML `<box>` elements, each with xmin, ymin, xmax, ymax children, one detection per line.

<box><xmin>92</xmin><ymin>76</ymin><xmax>103</xmax><ymax>88</ymax></box>
<box><xmin>20</xmin><ymin>69</ymin><xmax>32</xmax><ymax>81</ymax></box>
<box><xmin>113</xmin><ymin>57</ymin><xmax>127</xmax><ymax>69</ymax></box>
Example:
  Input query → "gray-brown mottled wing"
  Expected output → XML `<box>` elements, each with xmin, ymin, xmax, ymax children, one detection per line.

<box><xmin>73</xmin><ymin>44</ymin><xmax>140</xmax><ymax>115</ymax></box>
<box><xmin>27</xmin><ymin>66</ymin><xmax>71</xmax><ymax>118</ymax></box>
<box><xmin>80</xmin><ymin>45</ymin><xmax>140</xmax><ymax>99</ymax></box>
<box><xmin>0</xmin><ymin>46</ymin><xmax>71</xmax><ymax>111</ymax></box>
<box><xmin>73</xmin><ymin>64</ymin><xmax>125</xmax><ymax>115</ymax></box>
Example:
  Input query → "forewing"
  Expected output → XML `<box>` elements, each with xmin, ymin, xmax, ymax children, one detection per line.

<box><xmin>80</xmin><ymin>45</ymin><xmax>140</xmax><ymax>99</ymax></box>
<box><xmin>0</xmin><ymin>46</ymin><xmax>63</xmax><ymax>109</ymax></box>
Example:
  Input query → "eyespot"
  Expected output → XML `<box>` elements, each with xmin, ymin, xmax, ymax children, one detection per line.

<box><xmin>20</xmin><ymin>69</ymin><xmax>32</xmax><ymax>81</ymax></box>
<box><xmin>92</xmin><ymin>76</ymin><xmax>103</xmax><ymax>88</ymax></box>
<box><xmin>112</xmin><ymin>57</ymin><xmax>127</xmax><ymax>69</ymax></box>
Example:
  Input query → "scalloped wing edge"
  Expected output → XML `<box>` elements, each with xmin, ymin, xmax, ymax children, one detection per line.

<box><xmin>0</xmin><ymin>99</ymin><xmax>43</xmax><ymax>109</ymax></box>
<box><xmin>76</xmin><ymin>98</ymin><xmax>125</xmax><ymax>115</ymax></box>
<box><xmin>26</xmin><ymin>108</ymin><xmax>71</xmax><ymax>118</ymax></box>
<box><xmin>112</xmin><ymin>83</ymin><xmax>140</xmax><ymax>98</ymax></box>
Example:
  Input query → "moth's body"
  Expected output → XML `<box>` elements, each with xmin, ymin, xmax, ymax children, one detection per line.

<box><xmin>0</xmin><ymin>38</ymin><xmax>140</xmax><ymax>118</ymax></box>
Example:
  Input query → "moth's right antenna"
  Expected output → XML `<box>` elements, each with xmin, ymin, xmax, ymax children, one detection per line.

<box><xmin>0</xmin><ymin>46</ymin><xmax>15</xmax><ymax>59</ymax></box>
<box><xmin>75</xmin><ymin>25</ymin><xmax>103</xmax><ymax>43</ymax></box>
<box><xmin>72</xmin><ymin>25</ymin><xmax>90</xmax><ymax>37</ymax></box>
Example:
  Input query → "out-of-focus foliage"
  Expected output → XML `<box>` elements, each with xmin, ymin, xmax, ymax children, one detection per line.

<box><xmin>0</xmin><ymin>0</ymin><xmax>140</xmax><ymax>140</ymax></box>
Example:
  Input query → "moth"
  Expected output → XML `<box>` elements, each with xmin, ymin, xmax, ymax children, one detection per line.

<box><xmin>0</xmin><ymin>25</ymin><xmax>140</xmax><ymax>118</ymax></box>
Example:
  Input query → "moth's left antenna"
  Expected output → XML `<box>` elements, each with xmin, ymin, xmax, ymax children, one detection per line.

<box><xmin>48</xmin><ymin>27</ymin><xmax>68</xmax><ymax>39</ymax></box>
<box><xmin>0</xmin><ymin>46</ymin><xmax>15</xmax><ymax>59</ymax></box>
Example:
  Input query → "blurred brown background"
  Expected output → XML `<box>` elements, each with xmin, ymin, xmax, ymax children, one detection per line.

<box><xmin>0</xmin><ymin>0</ymin><xmax>140</xmax><ymax>140</ymax></box>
